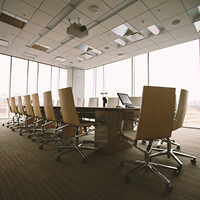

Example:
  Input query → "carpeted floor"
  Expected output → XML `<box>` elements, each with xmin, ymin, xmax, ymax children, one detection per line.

<box><xmin>0</xmin><ymin>119</ymin><xmax>199</xmax><ymax>200</ymax></box>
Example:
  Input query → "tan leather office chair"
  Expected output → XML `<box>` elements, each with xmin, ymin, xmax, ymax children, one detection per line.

<box><xmin>2</xmin><ymin>98</ymin><xmax>14</xmax><ymax>127</ymax></box>
<box><xmin>55</xmin><ymin>87</ymin><xmax>98</xmax><ymax>163</ymax></box>
<box><xmin>107</xmin><ymin>97</ymin><xmax>119</xmax><ymax>108</ymax></box>
<box><xmin>19</xmin><ymin>95</ymin><xmax>35</xmax><ymax>136</ymax></box>
<box><xmin>119</xmin><ymin>86</ymin><xmax>178</xmax><ymax>191</ymax></box>
<box><xmin>10</xmin><ymin>97</ymin><xmax>21</xmax><ymax>130</ymax></box>
<box><xmin>88</xmin><ymin>97</ymin><xmax>99</xmax><ymax>107</ymax></box>
<box><xmin>39</xmin><ymin>91</ymin><xmax>64</xmax><ymax>149</ymax></box>
<box><xmin>150</xmin><ymin>89</ymin><xmax>196</xmax><ymax>170</ymax></box>
<box><xmin>30</xmin><ymin>93</ymin><xmax>51</xmax><ymax>141</ymax></box>
<box><xmin>76</xmin><ymin>98</ymin><xmax>85</xmax><ymax>107</ymax></box>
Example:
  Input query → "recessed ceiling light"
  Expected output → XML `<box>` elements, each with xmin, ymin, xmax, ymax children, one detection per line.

<box><xmin>172</xmin><ymin>19</ymin><xmax>181</xmax><ymax>26</ymax></box>
<box><xmin>55</xmin><ymin>56</ymin><xmax>67</xmax><ymax>62</ymax></box>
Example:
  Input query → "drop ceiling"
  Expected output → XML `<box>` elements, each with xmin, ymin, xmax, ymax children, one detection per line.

<box><xmin>0</xmin><ymin>0</ymin><xmax>200</xmax><ymax>70</ymax></box>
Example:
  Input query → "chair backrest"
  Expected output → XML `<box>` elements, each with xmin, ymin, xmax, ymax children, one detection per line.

<box><xmin>58</xmin><ymin>87</ymin><xmax>80</xmax><ymax>126</ymax></box>
<box><xmin>31</xmin><ymin>93</ymin><xmax>42</xmax><ymax>118</ymax></box>
<box><xmin>10</xmin><ymin>97</ymin><xmax>18</xmax><ymax>114</ymax></box>
<box><xmin>24</xmin><ymin>95</ymin><xmax>34</xmax><ymax>116</ymax></box>
<box><xmin>18</xmin><ymin>96</ymin><xmax>24</xmax><ymax>115</ymax></box>
<box><xmin>107</xmin><ymin>97</ymin><xmax>119</xmax><ymax>108</ymax></box>
<box><xmin>129</xmin><ymin>96</ymin><xmax>142</xmax><ymax>106</ymax></box>
<box><xmin>43</xmin><ymin>91</ymin><xmax>56</xmax><ymax>121</ymax></box>
<box><xmin>172</xmin><ymin>89</ymin><xmax>188</xmax><ymax>131</ymax></box>
<box><xmin>76</xmin><ymin>98</ymin><xmax>85</xmax><ymax>107</ymax></box>
<box><xmin>135</xmin><ymin>86</ymin><xmax>175</xmax><ymax>140</ymax></box>
<box><xmin>6</xmin><ymin>98</ymin><xmax>12</xmax><ymax>112</ymax></box>
<box><xmin>88</xmin><ymin>97</ymin><xmax>98</xmax><ymax>107</ymax></box>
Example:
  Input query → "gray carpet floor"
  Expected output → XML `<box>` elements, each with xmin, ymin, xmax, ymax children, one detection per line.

<box><xmin>0</xmin><ymin>119</ymin><xmax>199</xmax><ymax>200</ymax></box>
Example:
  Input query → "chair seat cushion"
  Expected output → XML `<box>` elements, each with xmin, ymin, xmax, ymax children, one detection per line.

<box><xmin>122</xmin><ymin>130</ymin><xmax>137</xmax><ymax>141</ymax></box>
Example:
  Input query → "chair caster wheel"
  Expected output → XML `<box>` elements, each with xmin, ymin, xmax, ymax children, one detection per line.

<box><xmin>166</xmin><ymin>184</ymin><xmax>173</xmax><ymax>192</ymax></box>
<box><xmin>156</xmin><ymin>145</ymin><xmax>160</xmax><ymax>148</ymax></box>
<box><xmin>191</xmin><ymin>158</ymin><xmax>196</xmax><ymax>165</ymax></box>
<box><xmin>12</xmin><ymin>128</ymin><xmax>14</xmax><ymax>131</ymax></box>
<box><xmin>142</xmin><ymin>140</ymin><xmax>146</xmax><ymax>145</ymax></box>
<box><xmin>82</xmin><ymin>158</ymin><xmax>87</xmax><ymax>163</ymax></box>
<box><xmin>55</xmin><ymin>156</ymin><xmax>60</xmax><ymax>161</ymax></box>
<box><xmin>40</xmin><ymin>140</ymin><xmax>43</xmax><ymax>143</ymax></box>
<box><xmin>124</xmin><ymin>175</ymin><xmax>130</xmax><ymax>183</ymax></box>
<box><xmin>177</xmin><ymin>165</ymin><xmax>182</xmax><ymax>171</ymax></box>
<box><xmin>28</xmin><ymin>135</ymin><xmax>31</xmax><ymax>139</ymax></box>
<box><xmin>39</xmin><ymin>145</ymin><xmax>43</xmax><ymax>149</ymax></box>
<box><xmin>10</xmin><ymin>127</ymin><xmax>12</xmax><ymax>129</ymax></box>
<box><xmin>7</xmin><ymin>125</ymin><xmax>9</xmax><ymax>128</ymax></box>
<box><xmin>2</xmin><ymin>124</ymin><xmax>4</xmax><ymax>126</ymax></box>
<box><xmin>176</xmin><ymin>145</ymin><xmax>180</xmax><ymax>150</ymax></box>
<box><xmin>19</xmin><ymin>131</ymin><xmax>22</xmax><ymax>136</ymax></box>
<box><xmin>120</xmin><ymin>161</ymin><xmax>124</xmax><ymax>168</ymax></box>
<box><xmin>32</xmin><ymin>138</ymin><xmax>35</xmax><ymax>141</ymax></box>
<box><xmin>173</xmin><ymin>169</ymin><xmax>180</xmax><ymax>176</ymax></box>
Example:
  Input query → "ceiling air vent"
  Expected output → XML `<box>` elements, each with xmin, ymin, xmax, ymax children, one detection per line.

<box><xmin>0</xmin><ymin>10</ymin><xmax>27</xmax><ymax>29</ymax></box>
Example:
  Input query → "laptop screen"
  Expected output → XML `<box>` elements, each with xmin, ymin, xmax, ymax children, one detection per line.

<box><xmin>117</xmin><ymin>93</ymin><xmax>134</xmax><ymax>107</ymax></box>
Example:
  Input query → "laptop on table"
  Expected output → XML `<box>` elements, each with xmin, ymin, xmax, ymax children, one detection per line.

<box><xmin>117</xmin><ymin>93</ymin><xmax>135</xmax><ymax>108</ymax></box>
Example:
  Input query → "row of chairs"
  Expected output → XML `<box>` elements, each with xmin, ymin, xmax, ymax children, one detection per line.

<box><xmin>3</xmin><ymin>87</ymin><xmax>98</xmax><ymax>163</ymax></box>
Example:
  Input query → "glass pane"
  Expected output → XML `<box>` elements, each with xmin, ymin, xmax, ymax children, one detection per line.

<box><xmin>0</xmin><ymin>55</ymin><xmax>10</xmax><ymax>118</ymax></box>
<box><xmin>135</xmin><ymin>54</ymin><xmax>148</xmax><ymax>96</ymax></box>
<box><xmin>52</xmin><ymin>67</ymin><xmax>59</xmax><ymax>105</ymax></box>
<box><xmin>38</xmin><ymin>63</ymin><xmax>51</xmax><ymax>104</ymax></box>
<box><xmin>149</xmin><ymin>40</ymin><xmax>200</xmax><ymax>128</ymax></box>
<box><xmin>105</xmin><ymin>58</ymin><xmax>131</xmax><ymax>97</ymax></box>
<box><xmin>85</xmin><ymin>68</ymin><xmax>94</xmax><ymax>106</ymax></box>
<box><xmin>59</xmin><ymin>68</ymin><xmax>67</xmax><ymax>88</ymax></box>
<box><xmin>11</xmin><ymin>57</ymin><xmax>27</xmax><ymax>97</ymax></box>
<box><xmin>28</xmin><ymin>61</ymin><xmax>38</xmax><ymax>94</ymax></box>
<box><xmin>96</xmin><ymin>66</ymin><xmax>103</xmax><ymax>107</ymax></box>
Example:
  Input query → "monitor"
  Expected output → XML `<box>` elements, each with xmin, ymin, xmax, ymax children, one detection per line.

<box><xmin>117</xmin><ymin>93</ymin><xmax>134</xmax><ymax>107</ymax></box>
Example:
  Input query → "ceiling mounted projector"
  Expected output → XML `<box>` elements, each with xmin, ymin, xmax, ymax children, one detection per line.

<box><xmin>67</xmin><ymin>22</ymin><xmax>88</xmax><ymax>39</ymax></box>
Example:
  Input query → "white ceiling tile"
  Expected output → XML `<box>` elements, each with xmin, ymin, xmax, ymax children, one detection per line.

<box><xmin>0</xmin><ymin>21</ymin><xmax>21</xmax><ymax>36</ymax></box>
<box><xmin>89</xmin><ymin>24</ymin><xmax>108</xmax><ymax>36</ymax></box>
<box><xmin>9</xmin><ymin>42</ymin><xmax>28</xmax><ymax>51</ymax></box>
<box><xmin>169</xmin><ymin>24</ymin><xmax>196</xmax><ymax>38</ymax></box>
<box><xmin>151</xmin><ymin>0</ymin><xmax>185</xmax><ymax>21</ymax></box>
<box><xmin>39</xmin><ymin>0</ymin><xmax>66</xmax><ymax>17</ymax></box>
<box><xmin>150</xmin><ymin>32</ymin><xmax>174</xmax><ymax>43</ymax></box>
<box><xmin>30</xmin><ymin>10</ymin><xmax>53</xmax><ymax>27</ymax></box>
<box><xmin>101</xmin><ymin>14</ymin><xmax>125</xmax><ymax>30</ymax></box>
<box><xmin>157</xmin><ymin>39</ymin><xmax>178</xmax><ymax>48</ymax></box>
<box><xmin>65</xmin><ymin>39</ymin><xmax>82</xmax><ymax>47</ymax></box>
<box><xmin>134</xmin><ymin>38</ymin><xmax>155</xmax><ymax>48</ymax></box>
<box><xmin>98</xmin><ymin>43</ymin><xmax>117</xmax><ymax>52</ymax></box>
<box><xmin>13</xmin><ymin>37</ymin><xmax>29</xmax><ymax>46</ymax></box>
<box><xmin>0</xmin><ymin>0</ymin><xmax>4</xmax><ymax>7</ymax></box>
<box><xmin>176</xmin><ymin>33</ymin><xmax>199</xmax><ymax>44</ymax></box>
<box><xmin>97</xmin><ymin>31</ymin><xmax>119</xmax><ymax>42</ymax></box>
<box><xmin>129</xmin><ymin>11</ymin><xmax>159</xmax><ymax>30</ymax></box>
<box><xmin>142</xmin><ymin>44</ymin><xmax>160</xmax><ymax>53</ymax></box>
<box><xmin>66</xmin><ymin>48</ymin><xmax>83</xmax><ymax>56</ymax></box>
<box><xmin>101</xmin><ymin>0</ymin><xmax>125</xmax><ymax>8</ymax></box>
<box><xmin>37</xmin><ymin>37</ymin><xmax>57</xmax><ymax>48</ymax></box>
<box><xmin>45</xmin><ymin>30</ymin><xmax>66</xmax><ymax>42</ymax></box>
<box><xmin>141</xmin><ymin>0</ymin><xmax>168</xmax><ymax>9</ymax></box>
<box><xmin>55</xmin><ymin>44</ymin><xmax>71</xmax><ymax>53</ymax></box>
<box><xmin>161</xmin><ymin>12</ymin><xmax>191</xmax><ymax>31</ymax></box>
<box><xmin>66</xmin><ymin>9</ymin><xmax>93</xmax><ymax>26</ymax></box>
<box><xmin>52</xmin><ymin>21</ymin><xmax>69</xmax><ymax>35</ymax></box>
<box><xmin>23</xmin><ymin>21</ymin><xmax>43</xmax><ymax>35</ymax></box>
<box><xmin>76</xmin><ymin>0</ymin><xmax>111</xmax><ymax>21</ymax></box>
<box><xmin>25</xmin><ymin>48</ymin><xmax>44</xmax><ymax>56</ymax></box>
<box><xmin>119</xmin><ymin>1</ymin><xmax>148</xmax><ymax>21</ymax></box>
<box><xmin>108</xmin><ymin>48</ymin><xmax>127</xmax><ymax>56</ymax></box>
<box><xmin>21</xmin><ymin>0</ymin><xmax>44</xmax><ymax>8</ymax></box>
<box><xmin>61</xmin><ymin>0</ymin><xmax>71</xmax><ymax>4</ymax></box>
<box><xmin>3</xmin><ymin>0</ymin><xmax>36</xmax><ymax>20</ymax></box>
<box><xmin>85</xmin><ymin>37</ymin><xmax>106</xmax><ymax>48</ymax></box>
<box><xmin>120</xmin><ymin>44</ymin><xmax>139</xmax><ymax>53</ymax></box>
<box><xmin>129</xmin><ymin>49</ymin><xmax>145</xmax><ymax>57</ymax></box>
<box><xmin>18</xmin><ymin>30</ymin><xmax>35</xmax><ymax>41</ymax></box>
<box><xmin>181</xmin><ymin>0</ymin><xmax>200</xmax><ymax>10</ymax></box>
<box><xmin>5</xmin><ymin>48</ymin><xmax>23</xmax><ymax>56</ymax></box>
<box><xmin>0</xmin><ymin>46</ymin><xmax>7</xmax><ymax>53</ymax></box>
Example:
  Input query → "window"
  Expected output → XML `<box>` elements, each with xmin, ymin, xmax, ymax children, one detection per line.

<box><xmin>105</xmin><ymin>58</ymin><xmax>132</xmax><ymax>97</ymax></box>
<box><xmin>38</xmin><ymin>63</ymin><xmax>51</xmax><ymax>103</ymax></box>
<box><xmin>52</xmin><ymin>67</ymin><xmax>59</xmax><ymax>105</ymax></box>
<box><xmin>0</xmin><ymin>55</ymin><xmax>11</xmax><ymax>117</ymax></box>
<box><xmin>59</xmin><ymin>68</ymin><xmax>67</xmax><ymax>89</ymax></box>
<box><xmin>85</xmin><ymin>68</ymin><xmax>94</xmax><ymax>106</ymax></box>
<box><xmin>11</xmin><ymin>57</ymin><xmax>28</xmax><ymax>97</ymax></box>
<box><xmin>149</xmin><ymin>40</ymin><xmax>200</xmax><ymax>128</ymax></box>
<box><xmin>134</xmin><ymin>54</ymin><xmax>148</xmax><ymax>96</ymax></box>
<box><xmin>28</xmin><ymin>61</ymin><xmax>38</xmax><ymax>94</ymax></box>
<box><xmin>96</xmin><ymin>66</ymin><xmax>104</xmax><ymax>107</ymax></box>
